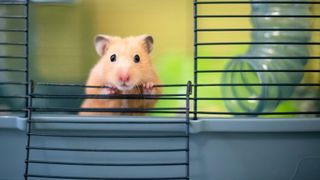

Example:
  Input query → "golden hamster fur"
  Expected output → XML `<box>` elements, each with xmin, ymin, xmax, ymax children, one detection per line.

<box><xmin>80</xmin><ymin>35</ymin><xmax>161</xmax><ymax>116</ymax></box>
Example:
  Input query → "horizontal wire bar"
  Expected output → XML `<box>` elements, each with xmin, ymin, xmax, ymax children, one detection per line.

<box><xmin>195</xmin><ymin>1</ymin><xmax>320</xmax><ymax>4</ymax></box>
<box><xmin>32</xmin><ymin>93</ymin><xmax>187</xmax><ymax>97</ymax></box>
<box><xmin>0</xmin><ymin>69</ymin><xmax>27</xmax><ymax>72</ymax></box>
<box><xmin>34</xmin><ymin>82</ymin><xmax>187</xmax><ymax>88</ymax></box>
<box><xmin>32</xmin><ymin>96</ymin><xmax>187</xmax><ymax>100</ymax></box>
<box><xmin>26</xmin><ymin>160</ymin><xmax>188</xmax><ymax>167</ymax></box>
<box><xmin>0</xmin><ymin>42</ymin><xmax>27</xmax><ymax>46</ymax></box>
<box><xmin>0</xmin><ymin>16</ymin><xmax>26</xmax><ymax>19</ymax></box>
<box><xmin>30</xmin><ymin>109</ymin><xmax>188</xmax><ymax>114</ymax></box>
<box><xmin>28</xmin><ymin>133</ymin><xmax>187</xmax><ymax>138</ymax></box>
<box><xmin>0</xmin><ymin>2</ymin><xmax>27</xmax><ymax>5</ymax></box>
<box><xmin>1</xmin><ymin>82</ymin><xmax>319</xmax><ymax>87</ymax></box>
<box><xmin>0</xmin><ymin>82</ymin><xmax>27</xmax><ymax>85</ymax></box>
<box><xmin>196</xmin><ymin>42</ymin><xmax>320</xmax><ymax>46</ymax></box>
<box><xmin>30</xmin><ymin>107</ymin><xmax>187</xmax><ymax>113</ymax></box>
<box><xmin>195</xmin><ymin>83</ymin><xmax>320</xmax><ymax>86</ymax></box>
<box><xmin>196</xmin><ymin>28</ymin><xmax>320</xmax><ymax>32</ymax></box>
<box><xmin>27</xmin><ymin>146</ymin><xmax>188</xmax><ymax>152</ymax></box>
<box><xmin>31</xmin><ymin>107</ymin><xmax>186</xmax><ymax>111</ymax></box>
<box><xmin>196</xmin><ymin>56</ymin><xmax>320</xmax><ymax>59</ymax></box>
<box><xmin>26</xmin><ymin>174</ymin><xmax>188</xmax><ymax>180</ymax></box>
<box><xmin>0</xmin><ymin>109</ymin><xmax>27</xmax><ymax>112</ymax></box>
<box><xmin>155</xmin><ymin>84</ymin><xmax>188</xmax><ymax>87</ymax></box>
<box><xmin>0</xmin><ymin>95</ymin><xmax>27</xmax><ymax>99</ymax></box>
<box><xmin>196</xmin><ymin>15</ymin><xmax>320</xmax><ymax>18</ymax></box>
<box><xmin>0</xmin><ymin>29</ymin><xmax>26</xmax><ymax>32</ymax></box>
<box><xmin>196</xmin><ymin>97</ymin><xmax>320</xmax><ymax>101</ymax></box>
<box><xmin>31</xmin><ymin>94</ymin><xmax>187</xmax><ymax>100</ymax></box>
<box><xmin>28</xmin><ymin>120</ymin><xmax>187</xmax><ymax>124</ymax></box>
<box><xmin>196</xmin><ymin>70</ymin><xmax>320</xmax><ymax>73</ymax></box>
<box><xmin>195</xmin><ymin>111</ymin><xmax>320</xmax><ymax>115</ymax></box>
<box><xmin>0</xmin><ymin>55</ymin><xmax>27</xmax><ymax>59</ymax></box>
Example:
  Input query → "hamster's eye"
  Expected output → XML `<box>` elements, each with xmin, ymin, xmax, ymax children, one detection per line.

<box><xmin>134</xmin><ymin>54</ymin><xmax>140</xmax><ymax>63</ymax></box>
<box><xmin>110</xmin><ymin>54</ymin><xmax>116</xmax><ymax>62</ymax></box>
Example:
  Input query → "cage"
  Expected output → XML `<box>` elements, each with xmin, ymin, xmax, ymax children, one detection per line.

<box><xmin>0</xmin><ymin>0</ymin><xmax>320</xmax><ymax>180</ymax></box>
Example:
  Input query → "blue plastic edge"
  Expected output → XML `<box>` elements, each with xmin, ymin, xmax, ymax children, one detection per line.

<box><xmin>0</xmin><ymin>116</ymin><xmax>27</xmax><ymax>131</ymax></box>
<box><xmin>191</xmin><ymin>118</ymin><xmax>320</xmax><ymax>133</ymax></box>
<box><xmin>1</xmin><ymin>115</ymin><xmax>320</xmax><ymax>133</ymax></box>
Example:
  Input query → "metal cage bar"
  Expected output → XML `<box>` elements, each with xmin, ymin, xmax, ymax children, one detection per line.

<box><xmin>193</xmin><ymin>0</ymin><xmax>198</xmax><ymax>120</ymax></box>
<box><xmin>24</xmin><ymin>81</ymin><xmax>192</xmax><ymax>179</ymax></box>
<box><xmin>193</xmin><ymin>0</ymin><xmax>320</xmax><ymax>117</ymax></box>
<box><xmin>0</xmin><ymin>0</ymin><xmax>28</xmax><ymax>116</ymax></box>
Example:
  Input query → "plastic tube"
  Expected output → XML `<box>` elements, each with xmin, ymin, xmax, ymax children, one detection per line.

<box><xmin>222</xmin><ymin>0</ymin><xmax>311</xmax><ymax>115</ymax></box>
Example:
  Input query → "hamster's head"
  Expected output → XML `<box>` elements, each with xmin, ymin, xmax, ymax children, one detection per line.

<box><xmin>94</xmin><ymin>34</ymin><xmax>155</xmax><ymax>91</ymax></box>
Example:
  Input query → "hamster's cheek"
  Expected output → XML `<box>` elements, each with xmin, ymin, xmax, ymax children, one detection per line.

<box><xmin>103</xmin><ymin>67</ymin><xmax>116</xmax><ymax>83</ymax></box>
<box><xmin>128</xmin><ymin>77</ymin><xmax>140</xmax><ymax>87</ymax></box>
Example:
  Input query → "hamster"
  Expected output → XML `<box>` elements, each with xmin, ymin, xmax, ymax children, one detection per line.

<box><xmin>80</xmin><ymin>34</ymin><xmax>161</xmax><ymax>116</ymax></box>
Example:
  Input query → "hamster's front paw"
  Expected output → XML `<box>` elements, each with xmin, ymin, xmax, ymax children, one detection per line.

<box><xmin>143</xmin><ymin>82</ymin><xmax>155</xmax><ymax>95</ymax></box>
<box><xmin>101</xmin><ymin>84</ymin><xmax>118</xmax><ymax>95</ymax></box>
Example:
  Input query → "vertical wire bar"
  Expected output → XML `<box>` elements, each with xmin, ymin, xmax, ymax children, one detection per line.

<box><xmin>185</xmin><ymin>81</ymin><xmax>192</xmax><ymax>180</ymax></box>
<box><xmin>24</xmin><ymin>81</ymin><xmax>33</xmax><ymax>180</ymax></box>
<box><xmin>24</xmin><ymin>0</ymin><xmax>29</xmax><ymax>117</ymax></box>
<box><xmin>193</xmin><ymin>0</ymin><xmax>198</xmax><ymax>120</ymax></box>
<box><xmin>24</xmin><ymin>1</ymin><xmax>30</xmax><ymax>179</ymax></box>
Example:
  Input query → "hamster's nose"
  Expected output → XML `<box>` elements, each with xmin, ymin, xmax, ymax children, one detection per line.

<box><xmin>119</xmin><ymin>73</ymin><xmax>130</xmax><ymax>82</ymax></box>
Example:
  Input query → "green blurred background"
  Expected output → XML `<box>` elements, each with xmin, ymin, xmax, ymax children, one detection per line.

<box><xmin>30</xmin><ymin>0</ymin><xmax>252</xmax><ymax>115</ymax></box>
<box><xmin>30</xmin><ymin>0</ymin><xmax>319</xmax><ymax>116</ymax></box>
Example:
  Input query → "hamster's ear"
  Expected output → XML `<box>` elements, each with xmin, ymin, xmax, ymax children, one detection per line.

<box><xmin>139</xmin><ymin>35</ymin><xmax>154</xmax><ymax>53</ymax></box>
<box><xmin>94</xmin><ymin>35</ymin><xmax>112</xmax><ymax>56</ymax></box>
